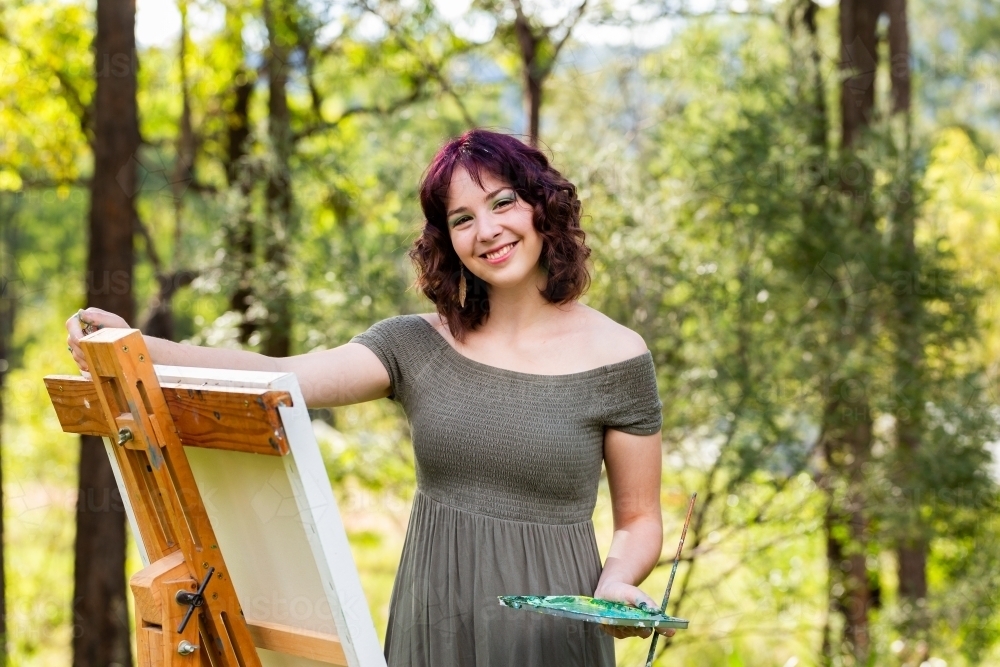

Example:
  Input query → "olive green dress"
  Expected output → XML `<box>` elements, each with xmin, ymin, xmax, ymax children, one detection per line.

<box><xmin>350</xmin><ymin>315</ymin><xmax>663</xmax><ymax>667</ymax></box>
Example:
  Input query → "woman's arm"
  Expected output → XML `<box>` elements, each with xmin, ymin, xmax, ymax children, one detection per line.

<box><xmin>65</xmin><ymin>308</ymin><xmax>391</xmax><ymax>407</ymax></box>
<box><xmin>594</xmin><ymin>428</ymin><xmax>673</xmax><ymax>639</ymax></box>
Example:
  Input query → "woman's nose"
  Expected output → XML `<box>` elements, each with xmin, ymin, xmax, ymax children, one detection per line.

<box><xmin>475</xmin><ymin>212</ymin><xmax>503</xmax><ymax>242</ymax></box>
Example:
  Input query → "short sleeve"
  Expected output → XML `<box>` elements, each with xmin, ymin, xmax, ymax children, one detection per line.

<box><xmin>601</xmin><ymin>353</ymin><xmax>663</xmax><ymax>435</ymax></box>
<box><xmin>349</xmin><ymin>316</ymin><xmax>419</xmax><ymax>403</ymax></box>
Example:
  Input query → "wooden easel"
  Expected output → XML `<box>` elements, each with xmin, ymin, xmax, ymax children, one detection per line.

<box><xmin>45</xmin><ymin>328</ymin><xmax>362</xmax><ymax>666</ymax></box>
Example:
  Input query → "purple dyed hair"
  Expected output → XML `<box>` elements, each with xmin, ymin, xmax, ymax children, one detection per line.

<box><xmin>410</xmin><ymin>129</ymin><xmax>591</xmax><ymax>341</ymax></box>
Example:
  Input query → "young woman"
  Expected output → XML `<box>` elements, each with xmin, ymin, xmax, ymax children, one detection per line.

<box><xmin>66</xmin><ymin>129</ymin><xmax>671</xmax><ymax>666</ymax></box>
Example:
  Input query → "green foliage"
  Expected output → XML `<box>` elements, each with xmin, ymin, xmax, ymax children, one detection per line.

<box><xmin>3</xmin><ymin>0</ymin><xmax>1000</xmax><ymax>664</ymax></box>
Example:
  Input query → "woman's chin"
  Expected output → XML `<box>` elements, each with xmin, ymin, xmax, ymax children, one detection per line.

<box><xmin>478</xmin><ymin>268</ymin><xmax>538</xmax><ymax>291</ymax></box>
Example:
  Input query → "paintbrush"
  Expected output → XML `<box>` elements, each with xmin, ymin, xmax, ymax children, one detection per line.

<box><xmin>644</xmin><ymin>493</ymin><xmax>697</xmax><ymax>667</ymax></box>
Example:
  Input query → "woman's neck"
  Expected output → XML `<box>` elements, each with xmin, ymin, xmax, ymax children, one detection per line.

<box><xmin>481</xmin><ymin>267</ymin><xmax>567</xmax><ymax>339</ymax></box>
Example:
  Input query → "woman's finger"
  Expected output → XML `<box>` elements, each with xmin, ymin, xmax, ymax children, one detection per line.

<box><xmin>634</xmin><ymin>594</ymin><xmax>660</xmax><ymax>611</ymax></box>
<box><xmin>79</xmin><ymin>307</ymin><xmax>127</xmax><ymax>330</ymax></box>
<box><xmin>69</xmin><ymin>346</ymin><xmax>89</xmax><ymax>372</ymax></box>
<box><xmin>66</xmin><ymin>307</ymin><xmax>128</xmax><ymax>372</ymax></box>
<box><xmin>72</xmin><ymin>357</ymin><xmax>89</xmax><ymax>373</ymax></box>
<box><xmin>78</xmin><ymin>311</ymin><xmax>102</xmax><ymax>335</ymax></box>
<box><xmin>600</xmin><ymin>624</ymin><xmax>653</xmax><ymax>639</ymax></box>
<box><xmin>66</xmin><ymin>312</ymin><xmax>85</xmax><ymax>342</ymax></box>
<box><xmin>65</xmin><ymin>309</ymin><xmax>92</xmax><ymax>374</ymax></box>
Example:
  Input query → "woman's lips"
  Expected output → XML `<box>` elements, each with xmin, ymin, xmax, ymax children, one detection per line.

<box><xmin>481</xmin><ymin>241</ymin><xmax>518</xmax><ymax>264</ymax></box>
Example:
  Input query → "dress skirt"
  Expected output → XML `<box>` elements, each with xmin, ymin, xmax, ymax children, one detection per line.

<box><xmin>384</xmin><ymin>490</ymin><xmax>616</xmax><ymax>667</ymax></box>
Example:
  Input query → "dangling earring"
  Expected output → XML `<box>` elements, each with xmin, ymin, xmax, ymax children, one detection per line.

<box><xmin>458</xmin><ymin>269</ymin><xmax>467</xmax><ymax>308</ymax></box>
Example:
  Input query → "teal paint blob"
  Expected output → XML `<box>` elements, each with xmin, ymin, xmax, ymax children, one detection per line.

<box><xmin>497</xmin><ymin>595</ymin><xmax>689</xmax><ymax>629</ymax></box>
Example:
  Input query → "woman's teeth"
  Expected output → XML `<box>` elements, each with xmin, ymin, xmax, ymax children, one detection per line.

<box><xmin>485</xmin><ymin>242</ymin><xmax>515</xmax><ymax>260</ymax></box>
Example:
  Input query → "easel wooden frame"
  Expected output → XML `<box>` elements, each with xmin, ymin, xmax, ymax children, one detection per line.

<box><xmin>44</xmin><ymin>329</ymin><xmax>387</xmax><ymax>667</ymax></box>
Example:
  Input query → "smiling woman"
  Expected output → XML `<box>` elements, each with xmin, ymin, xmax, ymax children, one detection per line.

<box><xmin>343</xmin><ymin>130</ymin><xmax>669</xmax><ymax>665</ymax></box>
<box><xmin>411</xmin><ymin>129</ymin><xmax>591</xmax><ymax>342</ymax></box>
<box><xmin>66</xmin><ymin>129</ymin><xmax>668</xmax><ymax>667</ymax></box>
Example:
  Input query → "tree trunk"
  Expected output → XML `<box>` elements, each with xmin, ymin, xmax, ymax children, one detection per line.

<box><xmin>803</xmin><ymin>0</ymin><xmax>828</xmax><ymax>151</ymax></box>
<box><xmin>172</xmin><ymin>0</ymin><xmax>195</xmax><ymax>244</ymax></box>
<box><xmin>512</xmin><ymin>11</ymin><xmax>542</xmax><ymax>146</ymax></box>
<box><xmin>226</xmin><ymin>66</ymin><xmax>256</xmax><ymax>345</ymax></box>
<box><xmin>141</xmin><ymin>270</ymin><xmax>197</xmax><ymax>341</ymax></box>
<box><xmin>843</xmin><ymin>411</ymin><xmax>874</xmax><ymax>660</ymax></box>
<box><xmin>816</xmin><ymin>1</ymin><xmax>887</xmax><ymax>661</ymax></box>
<box><xmin>525</xmin><ymin>75</ymin><xmax>543</xmax><ymax>148</ymax></box>
<box><xmin>174</xmin><ymin>1</ymin><xmax>195</xmax><ymax>189</ymax></box>
<box><xmin>74</xmin><ymin>0</ymin><xmax>138</xmax><ymax>664</ymax></box>
<box><xmin>886</xmin><ymin>0</ymin><xmax>911</xmax><ymax>115</ymax></box>
<box><xmin>263</xmin><ymin>0</ymin><xmax>293</xmax><ymax>358</ymax></box>
<box><xmin>507</xmin><ymin>0</ymin><xmax>588</xmax><ymax>146</ymax></box>
<box><xmin>886</xmin><ymin>0</ymin><xmax>928</xmax><ymax>640</ymax></box>
<box><xmin>223</xmin><ymin>2</ymin><xmax>257</xmax><ymax>346</ymax></box>
<box><xmin>821</xmin><ymin>388</ymin><xmax>875</xmax><ymax>663</ymax></box>
<box><xmin>839</xmin><ymin>0</ymin><xmax>883</xmax><ymax>148</ymax></box>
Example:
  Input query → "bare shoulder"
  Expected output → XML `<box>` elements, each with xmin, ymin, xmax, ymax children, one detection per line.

<box><xmin>572</xmin><ymin>304</ymin><xmax>649</xmax><ymax>363</ymax></box>
<box><xmin>418</xmin><ymin>312</ymin><xmax>444</xmax><ymax>329</ymax></box>
<box><xmin>417</xmin><ymin>312</ymin><xmax>451</xmax><ymax>339</ymax></box>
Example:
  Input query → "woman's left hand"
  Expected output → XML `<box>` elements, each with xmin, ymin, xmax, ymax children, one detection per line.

<box><xmin>592</xmin><ymin>581</ymin><xmax>676</xmax><ymax>640</ymax></box>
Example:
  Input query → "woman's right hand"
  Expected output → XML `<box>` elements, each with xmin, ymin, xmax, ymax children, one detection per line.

<box><xmin>65</xmin><ymin>307</ymin><xmax>131</xmax><ymax>374</ymax></box>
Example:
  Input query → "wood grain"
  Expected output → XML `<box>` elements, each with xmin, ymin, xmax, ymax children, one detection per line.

<box><xmin>247</xmin><ymin>620</ymin><xmax>347</xmax><ymax>665</ymax></box>
<box><xmin>45</xmin><ymin>376</ymin><xmax>110</xmax><ymax>435</ymax></box>
<box><xmin>164</xmin><ymin>383</ymin><xmax>291</xmax><ymax>455</ymax></box>
<box><xmin>44</xmin><ymin>375</ymin><xmax>292</xmax><ymax>456</ymax></box>
<box><xmin>130</xmin><ymin>549</ymin><xmax>186</xmax><ymax>624</ymax></box>
<box><xmin>136</xmin><ymin>626</ymin><xmax>163</xmax><ymax>667</ymax></box>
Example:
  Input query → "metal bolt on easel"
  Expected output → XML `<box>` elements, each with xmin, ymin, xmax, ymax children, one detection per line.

<box><xmin>177</xmin><ymin>640</ymin><xmax>198</xmax><ymax>655</ymax></box>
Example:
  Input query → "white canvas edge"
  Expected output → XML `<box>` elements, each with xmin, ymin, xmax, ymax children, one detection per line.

<box><xmin>109</xmin><ymin>364</ymin><xmax>386</xmax><ymax>667</ymax></box>
<box><xmin>103</xmin><ymin>438</ymin><xmax>150</xmax><ymax>567</ymax></box>
<box><xmin>272</xmin><ymin>376</ymin><xmax>387</xmax><ymax>667</ymax></box>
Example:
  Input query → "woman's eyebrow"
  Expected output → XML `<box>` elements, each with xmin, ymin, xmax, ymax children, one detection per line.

<box><xmin>447</xmin><ymin>187</ymin><xmax>512</xmax><ymax>216</ymax></box>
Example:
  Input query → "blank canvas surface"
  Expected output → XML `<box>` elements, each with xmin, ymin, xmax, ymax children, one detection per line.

<box><xmin>107</xmin><ymin>365</ymin><xmax>386</xmax><ymax>667</ymax></box>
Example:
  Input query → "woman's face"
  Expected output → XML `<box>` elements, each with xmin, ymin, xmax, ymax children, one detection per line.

<box><xmin>446</xmin><ymin>166</ymin><xmax>545</xmax><ymax>291</ymax></box>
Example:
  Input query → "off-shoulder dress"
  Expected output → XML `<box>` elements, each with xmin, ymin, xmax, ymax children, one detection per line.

<box><xmin>350</xmin><ymin>314</ymin><xmax>663</xmax><ymax>667</ymax></box>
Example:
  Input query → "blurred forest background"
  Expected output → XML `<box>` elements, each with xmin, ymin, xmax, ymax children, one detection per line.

<box><xmin>1</xmin><ymin>0</ymin><xmax>999</xmax><ymax>664</ymax></box>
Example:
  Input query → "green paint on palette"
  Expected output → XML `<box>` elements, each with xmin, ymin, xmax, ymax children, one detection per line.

<box><xmin>497</xmin><ymin>595</ymin><xmax>689</xmax><ymax>629</ymax></box>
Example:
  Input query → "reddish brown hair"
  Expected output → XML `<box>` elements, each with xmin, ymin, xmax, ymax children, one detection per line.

<box><xmin>411</xmin><ymin>129</ymin><xmax>591</xmax><ymax>341</ymax></box>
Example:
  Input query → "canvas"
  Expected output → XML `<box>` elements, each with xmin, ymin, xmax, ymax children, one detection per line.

<box><xmin>46</xmin><ymin>331</ymin><xmax>386</xmax><ymax>667</ymax></box>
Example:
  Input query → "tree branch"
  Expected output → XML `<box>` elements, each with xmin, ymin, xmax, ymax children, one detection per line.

<box><xmin>133</xmin><ymin>213</ymin><xmax>164</xmax><ymax>276</ymax></box>
<box><xmin>550</xmin><ymin>0</ymin><xmax>589</xmax><ymax>66</ymax></box>
<box><xmin>293</xmin><ymin>81</ymin><xmax>428</xmax><ymax>141</ymax></box>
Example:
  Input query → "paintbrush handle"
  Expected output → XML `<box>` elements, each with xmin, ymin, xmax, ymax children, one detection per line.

<box><xmin>644</xmin><ymin>493</ymin><xmax>697</xmax><ymax>667</ymax></box>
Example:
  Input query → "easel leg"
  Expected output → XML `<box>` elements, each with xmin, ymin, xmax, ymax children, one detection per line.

<box><xmin>131</xmin><ymin>551</ymin><xmax>202</xmax><ymax>666</ymax></box>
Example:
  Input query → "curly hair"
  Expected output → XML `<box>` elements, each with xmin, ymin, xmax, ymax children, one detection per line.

<box><xmin>411</xmin><ymin>129</ymin><xmax>591</xmax><ymax>342</ymax></box>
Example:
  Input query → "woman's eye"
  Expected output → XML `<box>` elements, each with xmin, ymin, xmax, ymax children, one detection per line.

<box><xmin>494</xmin><ymin>198</ymin><xmax>515</xmax><ymax>210</ymax></box>
<box><xmin>452</xmin><ymin>216</ymin><xmax>472</xmax><ymax>227</ymax></box>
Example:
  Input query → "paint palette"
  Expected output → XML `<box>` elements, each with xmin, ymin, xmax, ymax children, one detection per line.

<box><xmin>498</xmin><ymin>595</ymin><xmax>689</xmax><ymax>629</ymax></box>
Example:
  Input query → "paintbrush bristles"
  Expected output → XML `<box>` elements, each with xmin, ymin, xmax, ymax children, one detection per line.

<box><xmin>644</xmin><ymin>493</ymin><xmax>697</xmax><ymax>667</ymax></box>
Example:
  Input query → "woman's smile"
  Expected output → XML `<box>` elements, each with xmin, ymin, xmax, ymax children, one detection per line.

<box><xmin>481</xmin><ymin>240</ymin><xmax>518</xmax><ymax>264</ymax></box>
